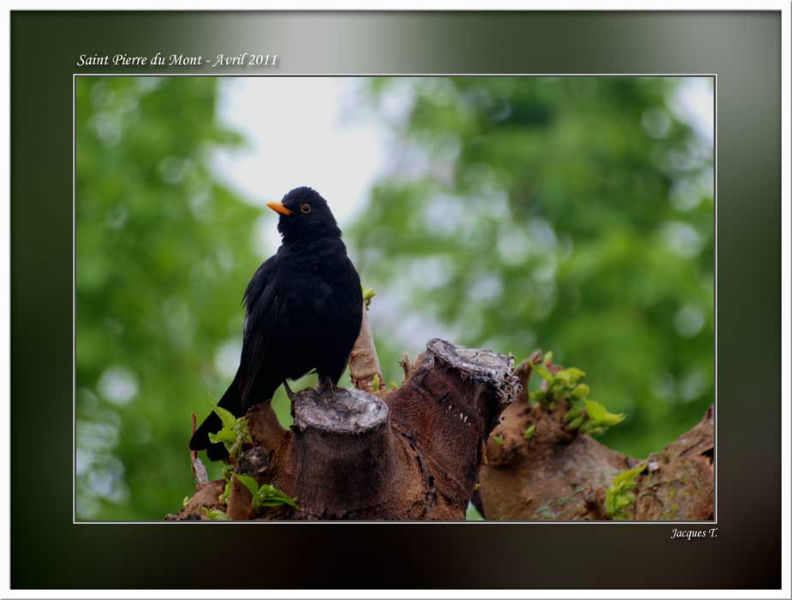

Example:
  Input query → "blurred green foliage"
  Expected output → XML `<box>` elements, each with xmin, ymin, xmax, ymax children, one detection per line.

<box><xmin>76</xmin><ymin>77</ymin><xmax>264</xmax><ymax>519</ymax></box>
<box><xmin>76</xmin><ymin>76</ymin><xmax>713</xmax><ymax>521</ymax></box>
<box><xmin>352</xmin><ymin>77</ymin><xmax>713</xmax><ymax>460</ymax></box>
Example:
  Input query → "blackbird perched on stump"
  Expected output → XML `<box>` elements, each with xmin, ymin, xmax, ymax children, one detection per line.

<box><xmin>189</xmin><ymin>187</ymin><xmax>363</xmax><ymax>460</ymax></box>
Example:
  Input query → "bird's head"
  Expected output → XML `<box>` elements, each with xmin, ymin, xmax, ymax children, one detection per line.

<box><xmin>267</xmin><ymin>187</ymin><xmax>341</xmax><ymax>244</ymax></box>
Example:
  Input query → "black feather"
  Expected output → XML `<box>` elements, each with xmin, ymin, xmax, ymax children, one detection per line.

<box><xmin>189</xmin><ymin>187</ymin><xmax>363</xmax><ymax>461</ymax></box>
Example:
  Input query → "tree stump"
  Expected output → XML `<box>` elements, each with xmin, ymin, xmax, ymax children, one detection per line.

<box><xmin>170</xmin><ymin>341</ymin><xmax>714</xmax><ymax>522</ymax></box>
<box><xmin>170</xmin><ymin>338</ymin><xmax>521</xmax><ymax>521</ymax></box>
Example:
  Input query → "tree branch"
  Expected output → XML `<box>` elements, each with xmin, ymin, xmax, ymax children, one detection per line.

<box><xmin>348</xmin><ymin>303</ymin><xmax>383</xmax><ymax>391</ymax></box>
<box><xmin>169</xmin><ymin>338</ymin><xmax>520</xmax><ymax>521</ymax></box>
<box><xmin>170</xmin><ymin>344</ymin><xmax>713</xmax><ymax>522</ymax></box>
<box><xmin>477</xmin><ymin>356</ymin><xmax>714</xmax><ymax>521</ymax></box>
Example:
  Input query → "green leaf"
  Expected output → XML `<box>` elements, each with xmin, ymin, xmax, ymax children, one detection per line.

<box><xmin>202</xmin><ymin>507</ymin><xmax>231</xmax><ymax>521</ymax></box>
<box><xmin>605</xmin><ymin>462</ymin><xmax>646</xmax><ymax>520</ymax></box>
<box><xmin>553</xmin><ymin>367</ymin><xmax>585</xmax><ymax>388</ymax></box>
<box><xmin>230</xmin><ymin>475</ymin><xmax>298</xmax><ymax>511</ymax></box>
<box><xmin>564</xmin><ymin>404</ymin><xmax>584</xmax><ymax>421</ymax></box>
<box><xmin>533</xmin><ymin>364</ymin><xmax>553</xmax><ymax>381</ymax></box>
<box><xmin>529</xmin><ymin>390</ymin><xmax>546</xmax><ymax>405</ymax></box>
<box><xmin>362</xmin><ymin>285</ymin><xmax>376</xmax><ymax>309</ymax></box>
<box><xmin>206</xmin><ymin>408</ymin><xmax>251</xmax><ymax>459</ymax></box>
<box><xmin>212</xmin><ymin>405</ymin><xmax>238</xmax><ymax>430</ymax></box>
<box><xmin>571</xmin><ymin>383</ymin><xmax>590</xmax><ymax>399</ymax></box>
<box><xmin>208</xmin><ymin>429</ymin><xmax>235</xmax><ymax>445</ymax></box>
<box><xmin>234</xmin><ymin>473</ymin><xmax>259</xmax><ymax>496</ymax></box>
<box><xmin>466</xmin><ymin>502</ymin><xmax>484</xmax><ymax>521</ymax></box>
<box><xmin>255</xmin><ymin>484</ymin><xmax>298</xmax><ymax>509</ymax></box>
<box><xmin>219</xmin><ymin>479</ymin><xmax>231</xmax><ymax>504</ymax></box>
<box><xmin>523</xmin><ymin>424</ymin><xmax>536</xmax><ymax>440</ymax></box>
<box><xmin>584</xmin><ymin>400</ymin><xmax>626</xmax><ymax>427</ymax></box>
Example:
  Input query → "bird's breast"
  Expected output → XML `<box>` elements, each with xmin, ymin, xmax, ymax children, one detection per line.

<box><xmin>278</xmin><ymin>252</ymin><xmax>359</xmax><ymax>329</ymax></box>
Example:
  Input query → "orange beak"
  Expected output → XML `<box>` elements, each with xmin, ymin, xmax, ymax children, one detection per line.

<box><xmin>267</xmin><ymin>202</ymin><xmax>293</xmax><ymax>216</ymax></box>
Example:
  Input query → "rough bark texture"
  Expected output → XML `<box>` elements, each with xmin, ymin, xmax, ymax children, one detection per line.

<box><xmin>477</xmin><ymin>356</ymin><xmax>714</xmax><ymax>522</ymax></box>
<box><xmin>190</xmin><ymin>413</ymin><xmax>209</xmax><ymax>489</ymax></box>
<box><xmin>633</xmin><ymin>406</ymin><xmax>714</xmax><ymax>520</ymax></box>
<box><xmin>169</xmin><ymin>338</ymin><xmax>520</xmax><ymax>521</ymax></box>
<box><xmin>169</xmin><ymin>336</ymin><xmax>714</xmax><ymax>522</ymax></box>
<box><xmin>347</xmin><ymin>304</ymin><xmax>383</xmax><ymax>392</ymax></box>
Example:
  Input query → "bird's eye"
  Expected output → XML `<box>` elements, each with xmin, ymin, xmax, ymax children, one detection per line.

<box><xmin>300</xmin><ymin>203</ymin><xmax>312</xmax><ymax>214</ymax></box>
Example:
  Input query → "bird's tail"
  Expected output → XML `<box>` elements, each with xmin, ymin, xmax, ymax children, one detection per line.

<box><xmin>189</xmin><ymin>370</ymin><xmax>242</xmax><ymax>462</ymax></box>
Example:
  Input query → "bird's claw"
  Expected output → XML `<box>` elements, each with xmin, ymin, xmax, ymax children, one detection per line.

<box><xmin>318</xmin><ymin>375</ymin><xmax>336</xmax><ymax>402</ymax></box>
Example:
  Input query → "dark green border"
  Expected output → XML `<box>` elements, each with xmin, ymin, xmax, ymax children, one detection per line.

<box><xmin>11</xmin><ymin>11</ymin><xmax>781</xmax><ymax>589</ymax></box>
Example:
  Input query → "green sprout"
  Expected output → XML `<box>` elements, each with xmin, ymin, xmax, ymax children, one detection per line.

<box><xmin>371</xmin><ymin>373</ymin><xmax>381</xmax><ymax>391</ymax></box>
<box><xmin>202</xmin><ymin>507</ymin><xmax>231</xmax><ymax>521</ymax></box>
<box><xmin>529</xmin><ymin>365</ymin><xmax>586</xmax><ymax>406</ymax></box>
<box><xmin>532</xmin><ymin>363</ymin><xmax>554</xmax><ymax>383</ymax></box>
<box><xmin>234</xmin><ymin>474</ymin><xmax>298</xmax><ymax>512</ymax></box>
<box><xmin>525</xmin><ymin>354</ymin><xmax>625</xmax><ymax>437</ymax></box>
<box><xmin>207</xmin><ymin>404</ymin><xmax>252</xmax><ymax>460</ymax></box>
<box><xmin>523</xmin><ymin>424</ymin><xmax>536</xmax><ymax>440</ymax></box>
<box><xmin>492</xmin><ymin>435</ymin><xmax>504</xmax><ymax>446</ymax></box>
<box><xmin>362</xmin><ymin>285</ymin><xmax>376</xmax><ymax>310</ymax></box>
<box><xmin>565</xmin><ymin>399</ymin><xmax>625</xmax><ymax>436</ymax></box>
<box><xmin>219</xmin><ymin>478</ymin><xmax>232</xmax><ymax>504</ymax></box>
<box><xmin>605</xmin><ymin>462</ymin><xmax>646</xmax><ymax>520</ymax></box>
<box><xmin>548</xmin><ymin>367</ymin><xmax>586</xmax><ymax>398</ymax></box>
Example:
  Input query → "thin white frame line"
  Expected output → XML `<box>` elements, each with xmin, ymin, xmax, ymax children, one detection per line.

<box><xmin>72</xmin><ymin>72</ymin><xmax>77</xmax><ymax>524</ymax></box>
<box><xmin>712</xmin><ymin>69</ymin><xmax>718</xmax><ymax>522</ymax></box>
<box><xmin>72</xmin><ymin>72</ymin><xmax>719</xmax><ymax>526</ymax></box>
<box><xmin>75</xmin><ymin>72</ymin><xmax>718</xmax><ymax>76</ymax></box>
<box><xmin>11</xmin><ymin>5</ymin><xmax>792</xmax><ymax>9</ymax></box>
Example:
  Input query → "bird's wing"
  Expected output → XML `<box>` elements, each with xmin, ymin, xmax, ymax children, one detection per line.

<box><xmin>239</xmin><ymin>255</ymin><xmax>282</xmax><ymax>408</ymax></box>
<box><xmin>243</xmin><ymin>255</ymin><xmax>277</xmax><ymax>319</ymax></box>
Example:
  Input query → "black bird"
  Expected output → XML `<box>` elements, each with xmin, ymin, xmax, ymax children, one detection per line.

<box><xmin>190</xmin><ymin>187</ymin><xmax>363</xmax><ymax>461</ymax></box>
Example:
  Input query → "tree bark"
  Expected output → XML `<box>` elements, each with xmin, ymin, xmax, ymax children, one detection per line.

<box><xmin>347</xmin><ymin>305</ymin><xmax>383</xmax><ymax>392</ymax></box>
<box><xmin>476</xmin><ymin>356</ymin><xmax>714</xmax><ymax>521</ymax></box>
<box><xmin>170</xmin><ymin>341</ymin><xmax>714</xmax><ymax>522</ymax></box>
<box><xmin>170</xmin><ymin>338</ymin><xmax>520</xmax><ymax>521</ymax></box>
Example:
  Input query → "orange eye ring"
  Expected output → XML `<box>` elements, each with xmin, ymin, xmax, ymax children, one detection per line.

<box><xmin>300</xmin><ymin>203</ymin><xmax>312</xmax><ymax>214</ymax></box>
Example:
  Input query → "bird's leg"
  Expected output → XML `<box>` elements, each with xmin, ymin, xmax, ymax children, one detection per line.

<box><xmin>318</xmin><ymin>375</ymin><xmax>337</xmax><ymax>402</ymax></box>
<box><xmin>283</xmin><ymin>380</ymin><xmax>298</xmax><ymax>402</ymax></box>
